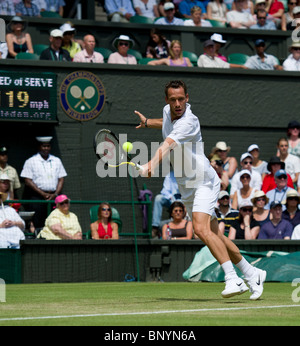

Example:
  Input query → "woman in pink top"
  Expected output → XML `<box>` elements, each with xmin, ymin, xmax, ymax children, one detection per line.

<box><xmin>108</xmin><ymin>34</ymin><xmax>137</xmax><ymax>65</ymax></box>
<box><xmin>147</xmin><ymin>40</ymin><xmax>192</xmax><ymax>67</ymax></box>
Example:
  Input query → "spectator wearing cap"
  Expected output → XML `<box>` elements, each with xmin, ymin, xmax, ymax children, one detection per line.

<box><xmin>252</xmin><ymin>190</ymin><xmax>271</xmax><ymax>227</ymax></box>
<box><xmin>215</xmin><ymin>190</ymin><xmax>239</xmax><ymax>236</ymax></box>
<box><xmin>247</xmin><ymin>144</ymin><xmax>268</xmax><ymax>178</ymax></box>
<box><xmin>108</xmin><ymin>35</ymin><xmax>137</xmax><ymax>65</ymax></box>
<box><xmin>286</xmin><ymin>121</ymin><xmax>300</xmax><ymax>158</ymax></box>
<box><xmin>286</xmin><ymin>5</ymin><xmax>300</xmax><ymax>30</ymax></box>
<box><xmin>0</xmin><ymin>146</ymin><xmax>21</xmax><ymax>198</ymax></box>
<box><xmin>0</xmin><ymin>173</ymin><xmax>13</xmax><ymax>200</ymax></box>
<box><xmin>226</xmin><ymin>0</ymin><xmax>256</xmax><ymax>28</ymax></box>
<box><xmin>155</xmin><ymin>2</ymin><xmax>185</xmax><ymax>25</ymax></box>
<box><xmin>250</xmin><ymin>9</ymin><xmax>277</xmax><ymax>29</ymax></box>
<box><xmin>37</xmin><ymin>195</ymin><xmax>82</xmax><ymax>240</ymax></box>
<box><xmin>210</xmin><ymin>33</ymin><xmax>227</xmax><ymax>62</ymax></box>
<box><xmin>15</xmin><ymin>0</ymin><xmax>41</xmax><ymax>17</ymax></box>
<box><xmin>244</xmin><ymin>39</ymin><xmax>282</xmax><ymax>70</ymax></box>
<box><xmin>184</xmin><ymin>5</ymin><xmax>212</xmax><ymax>26</ymax></box>
<box><xmin>277</xmin><ymin>137</ymin><xmax>300</xmax><ymax>184</ymax></box>
<box><xmin>258</xmin><ymin>201</ymin><xmax>293</xmax><ymax>239</ymax></box>
<box><xmin>60</xmin><ymin>23</ymin><xmax>82</xmax><ymax>60</ymax></box>
<box><xmin>283</xmin><ymin>43</ymin><xmax>300</xmax><ymax>71</ymax></box>
<box><xmin>282</xmin><ymin>189</ymin><xmax>300</xmax><ymax>228</ymax></box>
<box><xmin>197</xmin><ymin>40</ymin><xmax>247</xmax><ymax>69</ymax></box>
<box><xmin>228</xmin><ymin>200</ymin><xmax>260</xmax><ymax>240</ymax></box>
<box><xmin>104</xmin><ymin>0</ymin><xmax>136</xmax><ymax>22</ymax></box>
<box><xmin>20</xmin><ymin>136</ymin><xmax>67</xmax><ymax>229</ymax></box>
<box><xmin>281</xmin><ymin>0</ymin><xmax>297</xmax><ymax>31</ymax></box>
<box><xmin>178</xmin><ymin>0</ymin><xmax>207</xmax><ymax>19</ymax></box>
<box><xmin>229</xmin><ymin>152</ymin><xmax>262</xmax><ymax>198</ymax></box>
<box><xmin>266</xmin><ymin>0</ymin><xmax>284</xmax><ymax>28</ymax></box>
<box><xmin>265</xmin><ymin>169</ymin><xmax>294</xmax><ymax>210</ymax></box>
<box><xmin>262</xmin><ymin>157</ymin><xmax>294</xmax><ymax>193</ymax></box>
<box><xmin>210</xmin><ymin>141</ymin><xmax>238</xmax><ymax>180</ymax></box>
<box><xmin>39</xmin><ymin>29</ymin><xmax>71</xmax><ymax>61</ymax></box>
<box><xmin>207</xmin><ymin>0</ymin><xmax>228</xmax><ymax>24</ymax></box>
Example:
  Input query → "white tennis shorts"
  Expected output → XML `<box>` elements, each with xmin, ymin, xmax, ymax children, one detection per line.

<box><xmin>178</xmin><ymin>174</ymin><xmax>220</xmax><ymax>219</ymax></box>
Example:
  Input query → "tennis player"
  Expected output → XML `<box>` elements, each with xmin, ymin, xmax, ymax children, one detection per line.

<box><xmin>135</xmin><ymin>80</ymin><xmax>266</xmax><ymax>300</ymax></box>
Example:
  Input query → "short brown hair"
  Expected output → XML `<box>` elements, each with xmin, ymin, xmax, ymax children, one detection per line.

<box><xmin>165</xmin><ymin>80</ymin><xmax>187</xmax><ymax>98</ymax></box>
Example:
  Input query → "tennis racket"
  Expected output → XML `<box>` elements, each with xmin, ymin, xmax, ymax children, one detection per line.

<box><xmin>94</xmin><ymin>129</ymin><xmax>144</xmax><ymax>172</ymax></box>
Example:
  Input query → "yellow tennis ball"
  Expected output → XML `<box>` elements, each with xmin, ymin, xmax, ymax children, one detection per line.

<box><xmin>122</xmin><ymin>142</ymin><xmax>133</xmax><ymax>153</ymax></box>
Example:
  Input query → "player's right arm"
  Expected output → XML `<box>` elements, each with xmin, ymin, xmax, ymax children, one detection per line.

<box><xmin>134</xmin><ymin>110</ymin><xmax>163</xmax><ymax>129</ymax></box>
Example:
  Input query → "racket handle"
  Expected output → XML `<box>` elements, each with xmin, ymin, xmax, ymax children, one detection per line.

<box><xmin>134</xmin><ymin>163</ymin><xmax>144</xmax><ymax>172</ymax></box>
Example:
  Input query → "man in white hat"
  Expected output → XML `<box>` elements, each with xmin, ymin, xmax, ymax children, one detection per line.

<box><xmin>155</xmin><ymin>2</ymin><xmax>184</xmax><ymax>25</ymax></box>
<box><xmin>108</xmin><ymin>35</ymin><xmax>137</xmax><ymax>65</ymax></box>
<box><xmin>283</xmin><ymin>42</ymin><xmax>300</xmax><ymax>71</ymax></box>
<box><xmin>39</xmin><ymin>29</ymin><xmax>71</xmax><ymax>61</ymax></box>
<box><xmin>229</xmin><ymin>152</ymin><xmax>262</xmax><ymax>198</ymax></box>
<box><xmin>104</xmin><ymin>0</ymin><xmax>135</xmax><ymax>22</ymax></box>
<box><xmin>20</xmin><ymin>136</ymin><xmax>67</xmax><ymax>229</ymax></box>
<box><xmin>0</xmin><ymin>146</ymin><xmax>21</xmax><ymax>198</ymax></box>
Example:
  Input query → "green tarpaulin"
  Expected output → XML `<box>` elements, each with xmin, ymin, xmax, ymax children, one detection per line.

<box><xmin>183</xmin><ymin>246</ymin><xmax>300</xmax><ymax>282</ymax></box>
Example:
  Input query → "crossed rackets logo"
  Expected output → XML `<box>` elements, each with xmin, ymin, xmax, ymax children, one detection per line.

<box><xmin>70</xmin><ymin>85</ymin><xmax>96</xmax><ymax>110</ymax></box>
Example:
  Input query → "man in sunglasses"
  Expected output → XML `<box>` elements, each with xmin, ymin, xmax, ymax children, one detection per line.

<box><xmin>283</xmin><ymin>42</ymin><xmax>300</xmax><ymax>71</ymax></box>
<box><xmin>244</xmin><ymin>39</ymin><xmax>282</xmax><ymax>70</ymax></box>
<box><xmin>229</xmin><ymin>152</ymin><xmax>262</xmax><ymax>199</ymax></box>
<box><xmin>250</xmin><ymin>9</ymin><xmax>276</xmax><ymax>29</ymax></box>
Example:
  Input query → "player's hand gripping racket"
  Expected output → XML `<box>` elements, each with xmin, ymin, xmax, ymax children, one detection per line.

<box><xmin>94</xmin><ymin>129</ymin><xmax>144</xmax><ymax>173</ymax></box>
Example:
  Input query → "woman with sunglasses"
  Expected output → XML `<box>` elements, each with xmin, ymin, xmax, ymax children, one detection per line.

<box><xmin>162</xmin><ymin>201</ymin><xmax>193</xmax><ymax>239</ymax></box>
<box><xmin>90</xmin><ymin>203</ymin><xmax>119</xmax><ymax>240</ymax></box>
<box><xmin>231</xmin><ymin>170</ymin><xmax>257</xmax><ymax>210</ymax></box>
<box><xmin>228</xmin><ymin>200</ymin><xmax>260</xmax><ymax>240</ymax></box>
<box><xmin>38</xmin><ymin>195</ymin><xmax>82</xmax><ymax>240</ymax></box>
<box><xmin>251</xmin><ymin>190</ymin><xmax>271</xmax><ymax>226</ymax></box>
<box><xmin>108</xmin><ymin>35</ymin><xmax>137</xmax><ymax>65</ymax></box>
<box><xmin>282</xmin><ymin>189</ymin><xmax>300</xmax><ymax>228</ymax></box>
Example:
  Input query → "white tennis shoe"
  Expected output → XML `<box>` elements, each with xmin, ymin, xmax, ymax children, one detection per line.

<box><xmin>222</xmin><ymin>276</ymin><xmax>249</xmax><ymax>298</ymax></box>
<box><xmin>245</xmin><ymin>268</ymin><xmax>267</xmax><ymax>300</ymax></box>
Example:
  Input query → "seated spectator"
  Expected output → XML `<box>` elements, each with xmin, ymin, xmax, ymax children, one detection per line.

<box><xmin>232</xmin><ymin>0</ymin><xmax>254</xmax><ymax>14</ymax></box>
<box><xmin>73</xmin><ymin>34</ymin><xmax>104</xmax><ymax>63</ymax></box>
<box><xmin>262</xmin><ymin>156</ymin><xmax>294</xmax><ymax>192</ymax></box>
<box><xmin>210</xmin><ymin>33</ymin><xmax>227</xmax><ymax>62</ymax></box>
<box><xmin>151</xmin><ymin>170</ymin><xmax>180</xmax><ymax>238</ymax></box>
<box><xmin>145</xmin><ymin>28</ymin><xmax>170</xmax><ymax>59</ymax></box>
<box><xmin>0</xmin><ymin>42</ymin><xmax>8</xmax><ymax>59</ymax></box>
<box><xmin>197</xmin><ymin>40</ymin><xmax>247</xmax><ymax>69</ymax></box>
<box><xmin>40</xmin><ymin>29</ymin><xmax>71</xmax><ymax>61</ymax></box>
<box><xmin>210</xmin><ymin>141</ymin><xmax>238</xmax><ymax>179</ymax></box>
<box><xmin>232</xmin><ymin>170</ymin><xmax>258</xmax><ymax>210</ymax></box>
<box><xmin>286</xmin><ymin>5</ymin><xmax>300</xmax><ymax>30</ymax></box>
<box><xmin>90</xmin><ymin>203</ymin><xmax>119</xmax><ymax>240</ymax></box>
<box><xmin>252</xmin><ymin>190</ymin><xmax>271</xmax><ymax>226</ymax></box>
<box><xmin>292</xmin><ymin>223</ymin><xmax>300</xmax><ymax>239</ymax></box>
<box><xmin>15</xmin><ymin>0</ymin><xmax>41</xmax><ymax>17</ymax></box>
<box><xmin>38</xmin><ymin>195</ymin><xmax>82</xmax><ymax>240</ymax></box>
<box><xmin>286</xmin><ymin>121</ymin><xmax>300</xmax><ymax>158</ymax></box>
<box><xmin>0</xmin><ymin>173</ymin><xmax>14</xmax><ymax>200</ymax></box>
<box><xmin>258</xmin><ymin>201</ymin><xmax>293</xmax><ymax>239</ymax></box>
<box><xmin>108</xmin><ymin>35</ymin><xmax>137</xmax><ymax>65</ymax></box>
<box><xmin>282</xmin><ymin>189</ymin><xmax>300</xmax><ymax>228</ymax></box>
<box><xmin>207</xmin><ymin>0</ymin><xmax>228</xmax><ymax>24</ymax></box>
<box><xmin>0</xmin><ymin>0</ymin><xmax>16</xmax><ymax>15</ymax></box>
<box><xmin>230</xmin><ymin>152</ymin><xmax>262</xmax><ymax>198</ymax></box>
<box><xmin>178</xmin><ymin>0</ymin><xmax>206</xmax><ymax>19</ymax></box>
<box><xmin>266</xmin><ymin>169</ymin><xmax>294</xmax><ymax>210</ymax></box>
<box><xmin>44</xmin><ymin>0</ymin><xmax>65</xmax><ymax>17</ymax></box>
<box><xmin>266</xmin><ymin>0</ymin><xmax>284</xmax><ymax>28</ymax></box>
<box><xmin>155</xmin><ymin>2</ymin><xmax>185</xmax><ymax>25</ymax></box>
<box><xmin>210</xmin><ymin>155</ymin><xmax>230</xmax><ymax>191</ymax></box>
<box><xmin>277</xmin><ymin>137</ymin><xmax>300</xmax><ymax>184</ymax></box>
<box><xmin>281</xmin><ymin>0</ymin><xmax>297</xmax><ymax>30</ymax></box>
<box><xmin>162</xmin><ymin>201</ymin><xmax>193</xmax><ymax>239</ymax></box>
<box><xmin>59</xmin><ymin>23</ymin><xmax>81</xmax><ymax>60</ymax></box>
<box><xmin>184</xmin><ymin>5</ymin><xmax>212</xmax><ymax>26</ymax></box>
<box><xmin>250</xmin><ymin>9</ymin><xmax>277</xmax><ymax>29</ymax></box>
<box><xmin>148</xmin><ymin>39</ymin><xmax>193</xmax><ymax>66</ymax></box>
<box><xmin>32</xmin><ymin>0</ymin><xmax>47</xmax><ymax>12</ymax></box>
<box><xmin>283</xmin><ymin>42</ymin><xmax>300</xmax><ymax>71</ymax></box>
<box><xmin>244</xmin><ymin>39</ymin><xmax>282</xmax><ymax>70</ymax></box>
<box><xmin>228</xmin><ymin>200</ymin><xmax>260</xmax><ymax>239</ymax></box>
<box><xmin>247</xmin><ymin>144</ymin><xmax>268</xmax><ymax>178</ymax></box>
<box><xmin>226</xmin><ymin>0</ymin><xmax>256</xmax><ymax>28</ymax></box>
<box><xmin>0</xmin><ymin>192</ymin><xmax>25</xmax><ymax>249</ymax></box>
<box><xmin>133</xmin><ymin>0</ymin><xmax>159</xmax><ymax>18</ymax></box>
<box><xmin>104</xmin><ymin>0</ymin><xmax>136</xmax><ymax>22</ymax></box>
<box><xmin>6</xmin><ymin>16</ymin><xmax>34</xmax><ymax>59</ymax></box>
<box><xmin>215</xmin><ymin>190</ymin><xmax>239</xmax><ymax>236</ymax></box>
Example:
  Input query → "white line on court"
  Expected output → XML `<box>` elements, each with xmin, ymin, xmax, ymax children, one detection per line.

<box><xmin>0</xmin><ymin>304</ymin><xmax>300</xmax><ymax>322</ymax></box>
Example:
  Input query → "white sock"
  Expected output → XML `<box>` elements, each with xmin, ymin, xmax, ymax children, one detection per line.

<box><xmin>221</xmin><ymin>260</ymin><xmax>238</xmax><ymax>280</ymax></box>
<box><xmin>236</xmin><ymin>257</ymin><xmax>255</xmax><ymax>279</ymax></box>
